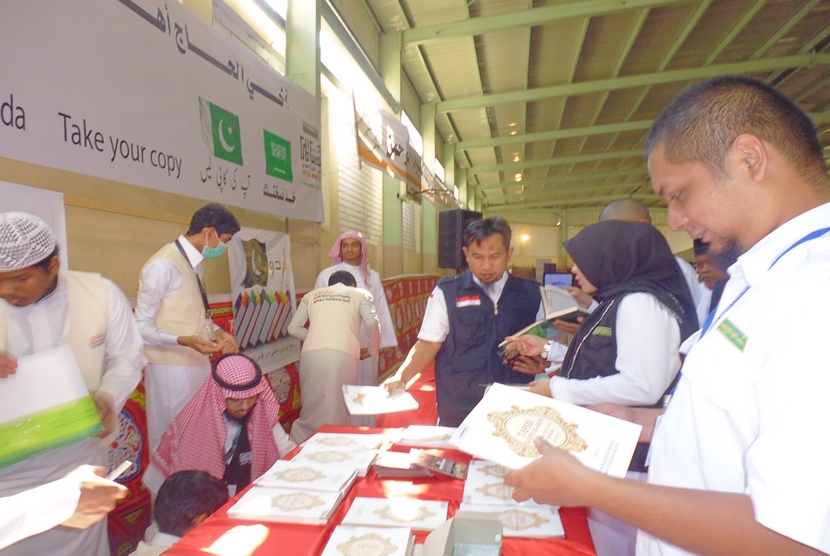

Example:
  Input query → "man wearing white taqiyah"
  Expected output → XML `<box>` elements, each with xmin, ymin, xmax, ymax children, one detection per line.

<box><xmin>0</xmin><ymin>212</ymin><xmax>144</xmax><ymax>556</ymax></box>
<box><xmin>314</xmin><ymin>232</ymin><xmax>396</xmax><ymax>426</ymax></box>
<box><xmin>135</xmin><ymin>203</ymin><xmax>241</xmax><ymax>455</ymax></box>
<box><xmin>288</xmin><ymin>270</ymin><xmax>380</xmax><ymax>443</ymax></box>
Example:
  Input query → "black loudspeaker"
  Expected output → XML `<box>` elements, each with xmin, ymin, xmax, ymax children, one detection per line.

<box><xmin>438</xmin><ymin>209</ymin><xmax>482</xmax><ymax>269</ymax></box>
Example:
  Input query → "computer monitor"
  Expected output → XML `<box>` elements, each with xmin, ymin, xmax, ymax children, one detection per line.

<box><xmin>543</xmin><ymin>272</ymin><xmax>574</xmax><ymax>288</ymax></box>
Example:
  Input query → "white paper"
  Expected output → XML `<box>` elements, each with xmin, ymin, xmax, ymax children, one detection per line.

<box><xmin>227</xmin><ymin>486</ymin><xmax>345</xmax><ymax>525</ymax></box>
<box><xmin>393</xmin><ymin>426</ymin><xmax>458</xmax><ymax>449</ymax></box>
<box><xmin>342</xmin><ymin>385</ymin><xmax>419</xmax><ymax>415</ymax></box>
<box><xmin>342</xmin><ymin>497</ymin><xmax>449</xmax><ymax>531</ymax></box>
<box><xmin>290</xmin><ymin>446</ymin><xmax>377</xmax><ymax>477</ymax></box>
<box><xmin>457</xmin><ymin>503</ymin><xmax>564</xmax><ymax>538</ymax></box>
<box><xmin>254</xmin><ymin>460</ymin><xmax>357</xmax><ymax>492</ymax></box>
<box><xmin>462</xmin><ymin>460</ymin><xmax>544</xmax><ymax>508</ymax></box>
<box><xmin>450</xmin><ymin>383</ymin><xmax>641</xmax><ymax>477</ymax></box>
<box><xmin>302</xmin><ymin>432</ymin><xmax>386</xmax><ymax>451</ymax></box>
<box><xmin>0</xmin><ymin>345</ymin><xmax>89</xmax><ymax>422</ymax></box>
<box><xmin>321</xmin><ymin>526</ymin><xmax>414</xmax><ymax>556</ymax></box>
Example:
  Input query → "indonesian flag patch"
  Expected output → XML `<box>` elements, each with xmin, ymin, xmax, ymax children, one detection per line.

<box><xmin>456</xmin><ymin>295</ymin><xmax>481</xmax><ymax>308</ymax></box>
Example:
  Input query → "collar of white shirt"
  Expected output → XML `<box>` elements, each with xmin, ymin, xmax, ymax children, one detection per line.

<box><xmin>472</xmin><ymin>271</ymin><xmax>509</xmax><ymax>304</ymax></box>
<box><xmin>177</xmin><ymin>234</ymin><xmax>204</xmax><ymax>270</ymax></box>
<box><xmin>733</xmin><ymin>202</ymin><xmax>830</xmax><ymax>287</ymax></box>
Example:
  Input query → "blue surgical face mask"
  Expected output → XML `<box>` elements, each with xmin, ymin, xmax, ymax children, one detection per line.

<box><xmin>202</xmin><ymin>231</ymin><xmax>227</xmax><ymax>259</ymax></box>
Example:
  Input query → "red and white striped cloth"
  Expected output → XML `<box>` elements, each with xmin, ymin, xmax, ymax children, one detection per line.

<box><xmin>143</xmin><ymin>355</ymin><xmax>281</xmax><ymax>492</ymax></box>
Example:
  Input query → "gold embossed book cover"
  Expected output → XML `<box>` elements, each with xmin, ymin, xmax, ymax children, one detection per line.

<box><xmin>450</xmin><ymin>383</ymin><xmax>641</xmax><ymax>477</ymax></box>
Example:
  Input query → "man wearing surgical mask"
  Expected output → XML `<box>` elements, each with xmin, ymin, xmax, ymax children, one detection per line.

<box><xmin>135</xmin><ymin>203</ymin><xmax>241</xmax><ymax>456</ymax></box>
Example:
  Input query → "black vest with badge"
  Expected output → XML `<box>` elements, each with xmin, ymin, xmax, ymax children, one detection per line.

<box><xmin>560</xmin><ymin>296</ymin><xmax>625</xmax><ymax>381</ymax></box>
<box><xmin>434</xmin><ymin>271</ymin><xmax>541</xmax><ymax>427</ymax></box>
<box><xmin>223</xmin><ymin>416</ymin><xmax>253</xmax><ymax>496</ymax></box>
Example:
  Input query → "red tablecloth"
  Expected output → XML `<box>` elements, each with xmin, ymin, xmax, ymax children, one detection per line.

<box><xmin>164</xmin><ymin>426</ymin><xmax>596</xmax><ymax>556</ymax></box>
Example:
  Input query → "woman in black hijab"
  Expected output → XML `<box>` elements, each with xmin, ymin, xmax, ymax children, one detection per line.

<box><xmin>513</xmin><ymin>220</ymin><xmax>698</xmax><ymax>407</ymax></box>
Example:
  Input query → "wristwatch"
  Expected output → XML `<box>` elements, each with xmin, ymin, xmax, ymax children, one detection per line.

<box><xmin>540</xmin><ymin>339</ymin><xmax>553</xmax><ymax>360</ymax></box>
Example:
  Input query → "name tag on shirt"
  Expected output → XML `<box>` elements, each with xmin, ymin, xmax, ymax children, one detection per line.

<box><xmin>717</xmin><ymin>318</ymin><xmax>748</xmax><ymax>352</ymax></box>
<box><xmin>456</xmin><ymin>295</ymin><xmax>481</xmax><ymax>308</ymax></box>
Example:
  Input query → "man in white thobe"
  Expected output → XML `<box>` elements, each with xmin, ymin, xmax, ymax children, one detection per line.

<box><xmin>0</xmin><ymin>212</ymin><xmax>144</xmax><ymax>556</ymax></box>
<box><xmin>314</xmin><ymin>231</ymin><xmax>396</xmax><ymax>426</ymax></box>
<box><xmin>135</xmin><ymin>203</ymin><xmax>241</xmax><ymax>455</ymax></box>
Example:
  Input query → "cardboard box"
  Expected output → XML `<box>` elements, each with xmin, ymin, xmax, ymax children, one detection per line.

<box><xmin>422</xmin><ymin>511</ymin><xmax>502</xmax><ymax>556</ymax></box>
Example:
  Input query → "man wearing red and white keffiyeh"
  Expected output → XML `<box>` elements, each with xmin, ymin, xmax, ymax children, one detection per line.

<box><xmin>143</xmin><ymin>354</ymin><xmax>296</xmax><ymax>496</ymax></box>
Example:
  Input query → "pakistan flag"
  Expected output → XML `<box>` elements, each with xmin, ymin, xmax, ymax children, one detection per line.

<box><xmin>199</xmin><ymin>98</ymin><xmax>244</xmax><ymax>165</ymax></box>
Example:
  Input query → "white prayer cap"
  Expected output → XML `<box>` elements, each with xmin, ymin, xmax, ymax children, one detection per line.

<box><xmin>0</xmin><ymin>212</ymin><xmax>57</xmax><ymax>272</ymax></box>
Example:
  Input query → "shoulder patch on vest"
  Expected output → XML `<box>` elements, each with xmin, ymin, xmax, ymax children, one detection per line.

<box><xmin>716</xmin><ymin>318</ymin><xmax>747</xmax><ymax>352</ymax></box>
<box><xmin>592</xmin><ymin>326</ymin><xmax>612</xmax><ymax>337</ymax></box>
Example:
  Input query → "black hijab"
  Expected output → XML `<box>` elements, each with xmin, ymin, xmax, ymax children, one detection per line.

<box><xmin>564</xmin><ymin>220</ymin><xmax>698</xmax><ymax>341</ymax></box>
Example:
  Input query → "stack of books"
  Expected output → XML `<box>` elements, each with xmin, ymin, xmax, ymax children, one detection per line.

<box><xmin>391</xmin><ymin>425</ymin><xmax>458</xmax><ymax>449</ymax></box>
<box><xmin>459</xmin><ymin>460</ymin><xmax>564</xmax><ymax>538</ymax></box>
<box><xmin>321</xmin><ymin>525</ymin><xmax>415</xmax><ymax>556</ymax></box>
<box><xmin>290</xmin><ymin>432</ymin><xmax>383</xmax><ymax>477</ymax></box>
<box><xmin>255</xmin><ymin>460</ymin><xmax>358</xmax><ymax>493</ymax></box>
<box><xmin>372</xmin><ymin>451</ymin><xmax>433</xmax><ymax>479</ymax></box>
<box><xmin>227</xmin><ymin>486</ymin><xmax>347</xmax><ymax>525</ymax></box>
<box><xmin>341</xmin><ymin>497</ymin><xmax>449</xmax><ymax>532</ymax></box>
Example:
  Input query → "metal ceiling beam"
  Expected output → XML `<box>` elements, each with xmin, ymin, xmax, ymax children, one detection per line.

<box><xmin>481</xmin><ymin>181</ymin><xmax>649</xmax><ymax>203</ymax></box>
<box><xmin>459</xmin><ymin>112</ymin><xmax>830</xmax><ymax>151</ymax></box>
<box><xmin>435</xmin><ymin>53</ymin><xmax>830</xmax><ymax>113</ymax></box>
<box><xmin>488</xmin><ymin>193</ymin><xmax>660</xmax><ymax>211</ymax></box>
<box><xmin>456</xmin><ymin>120</ymin><xmax>653</xmax><ymax>151</ymax></box>
<box><xmin>401</xmin><ymin>0</ymin><xmax>683</xmax><ymax>46</ymax></box>
<box><xmin>469</xmin><ymin>150</ymin><xmax>643</xmax><ymax>174</ymax></box>
<box><xmin>474</xmin><ymin>169</ymin><xmax>648</xmax><ymax>192</ymax></box>
<box><xmin>703</xmin><ymin>0</ymin><xmax>767</xmax><ymax>66</ymax></box>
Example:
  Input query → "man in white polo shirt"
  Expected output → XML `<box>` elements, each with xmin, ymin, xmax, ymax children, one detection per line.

<box><xmin>505</xmin><ymin>76</ymin><xmax>830</xmax><ymax>555</ymax></box>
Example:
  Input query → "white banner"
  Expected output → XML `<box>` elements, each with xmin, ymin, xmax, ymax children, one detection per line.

<box><xmin>228</xmin><ymin>227</ymin><xmax>299</xmax><ymax>371</ymax></box>
<box><xmin>0</xmin><ymin>0</ymin><xmax>323</xmax><ymax>221</ymax></box>
<box><xmin>0</xmin><ymin>181</ymin><xmax>68</xmax><ymax>269</ymax></box>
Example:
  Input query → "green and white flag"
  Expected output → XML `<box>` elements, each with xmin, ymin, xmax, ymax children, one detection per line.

<box><xmin>263</xmin><ymin>129</ymin><xmax>293</xmax><ymax>181</ymax></box>
<box><xmin>200</xmin><ymin>98</ymin><xmax>244</xmax><ymax>165</ymax></box>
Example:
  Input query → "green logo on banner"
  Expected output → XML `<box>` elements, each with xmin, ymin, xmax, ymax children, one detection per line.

<box><xmin>264</xmin><ymin>130</ymin><xmax>293</xmax><ymax>181</ymax></box>
<box><xmin>210</xmin><ymin>103</ymin><xmax>243</xmax><ymax>165</ymax></box>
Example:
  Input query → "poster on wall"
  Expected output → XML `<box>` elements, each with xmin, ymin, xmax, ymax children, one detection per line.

<box><xmin>0</xmin><ymin>0</ymin><xmax>323</xmax><ymax>221</ymax></box>
<box><xmin>228</xmin><ymin>227</ymin><xmax>300</xmax><ymax>371</ymax></box>
<box><xmin>0</xmin><ymin>181</ymin><xmax>68</xmax><ymax>269</ymax></box>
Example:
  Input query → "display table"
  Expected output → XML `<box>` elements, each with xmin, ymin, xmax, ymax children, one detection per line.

<box><xmin>163</xmin><ymin>426</ymin><xmax>596</xmax><ymax>556</ymax></box>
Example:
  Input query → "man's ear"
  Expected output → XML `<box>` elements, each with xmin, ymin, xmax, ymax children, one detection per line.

<box><xmin>730</xmin><ymin>134</ymin><xmax>768</xmax><ymax>183</ymax></box>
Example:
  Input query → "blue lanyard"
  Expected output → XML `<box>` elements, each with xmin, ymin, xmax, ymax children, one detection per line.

<box><xmin>699</xmin><ymin>227</ymin><xmax>830</xmax><ymax>337</ymax></box>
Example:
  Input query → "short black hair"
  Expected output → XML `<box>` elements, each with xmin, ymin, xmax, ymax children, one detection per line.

<box><xmin>329</xmin><ymin>270</ymin><xmax>357</xmax><ymax>287</ymax></box>
<box><xmin>644</xmin><ymin>75</ymin><xmax>827</xmax><ymax>188</ymax></box>
<box><xmin>463</xmin><ymin>217</ymin><xmax>511</xmax><ymax>249</ymax></box>
<box><xmin>32</xmin><ymin>245</ymin><xmax>59</xmax><ymax>271</ymax></box>
<box><xmin>186</xmin><ymin>204</ymin><xmax>241</xmax><ymax>236</ymax></box>
<box><xmin>154</xmin><ymin>471</ymin><xmax>228</xmax><ymax>537</ymax></box>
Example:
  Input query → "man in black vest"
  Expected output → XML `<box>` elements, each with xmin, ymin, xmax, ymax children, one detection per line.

<box><xmin>384</xmin><ymin>218</ymin><xmax>541</xmax><ymax>426</ymax></box>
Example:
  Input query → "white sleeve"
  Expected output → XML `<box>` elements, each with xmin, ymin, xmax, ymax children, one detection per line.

<box><xmin>549</xmin><ymin>293</ymin><xmax>681</xmax><ymax>406</ymax></box>
<box><xmin>359</xmin><ymin>293</ymin><xmax>381</xmax><ymax>356</ymax></box>
<box><xmin>369</xmin><ymin>272</ymin><xmax>398</xmax><ymax>348</ymax></box>
<box><xmin>97</xmin><ymin>279</ymin><xmax>146</xmax><ymax>412</ymax></box>
<box><xmin>314</xmin><ymin>269</ymin><xmax>331</xmax><ymax>290</ymax></box>
<box><xmin>286</xmin><ymin>296</ymin><xmax>310</xmax><ymax>342</ymax></box>
<box><xmin>134</xmin><ymin>258</ymin><xmax>182</xmax><ymax>346</ymax></box>
<box><xmin>417</xmin><ymin>287</ymin><xmax>449</xmax><ymax>343</ymax></box>
<box><xmin>273</xmin><ymin>424</ymin><xmax>297</xmax><ymax>458</ymax></box>
<box><xmin>0</xmin><ymin>479</ymin><xmax>80</xmax><ymax>550</ymax></box>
